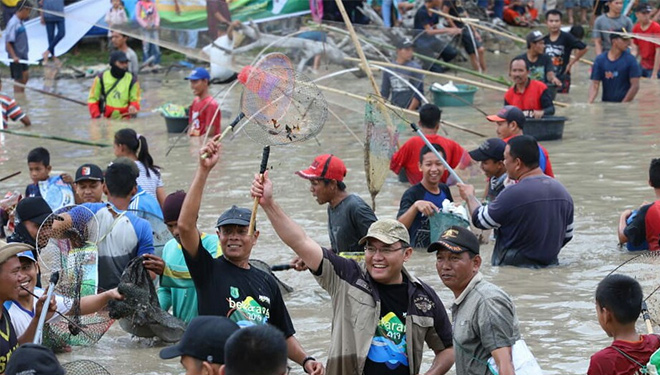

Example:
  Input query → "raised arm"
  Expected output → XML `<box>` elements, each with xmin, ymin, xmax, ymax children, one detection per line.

<box><xmin>251</xmin><ymin>171</ymin><xmax>324</xmax><ymax>272</ymax></box>
<box><xmin>178</xmin><ymin>136</ymin><xmax>222</xmax><ymax>258</ymax></box>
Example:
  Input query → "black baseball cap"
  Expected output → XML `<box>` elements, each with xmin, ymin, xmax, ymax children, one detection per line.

<box><xmin>6</xmin><ymin>344</ymin><xmax>65</xmax><ymax>375</ymax></box>
<box><xmin>109</xmin><ymin>50</ymin><xmax>129</xmax><ymax>65</ymax></box>
<box><xmin>486</xmin><ymin>105</ymin><xmax>526</xmax><ymax>127</ymax></box>
<box><xmin>526</xmin><ymin>30</ymin><xmax>544</xmax><ymax>44</ymax></box>
<box><xmin>396</xmin><ymin>38</ymin><xmax>414</xmax><ymax>49</ymax></box>
<box><xmin>160</xmin><ymin>316</ymin><xmax>240</xmax><ymax>364</ymax></box>
<box><xmin>15</xmin><ymin>197</ymin><xmax>53</xmax><ymax>226</ymax></box>
<box><xmin>75</xmin><ymin>163</ymin><xmax>104</xmax><ymax>183</ymax></box>
<box><xmin>216</xmin><ymin>205</ymin><xmax>251</xmax><ymax>228</ymax></box>
<box><xmin>427</xmin><ymin>226</ymin><xmax>480</xmax><ymax>255</ymax></box>
<box><xmin>636</xmin><ymin>3</ymin><xmax>653</xmax><ymax>12</ymax></box>
<box><xmin>469</xmin><ymin>138</ymin><xmax>506</xmax><ymax>161</ymax></box>
<box><xmin>609</xmin><ymin>28</ymin><xmax>632</xmax><ymax>40</ymax></box>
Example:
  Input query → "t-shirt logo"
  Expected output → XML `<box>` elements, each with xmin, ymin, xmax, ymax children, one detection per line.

<box><xmin>605</xmin><ymin>71</ymin><xmax>618</xmax><ymax>79</ymax></box>
<box><xmin>230</xmin><ymin>286</ymin><xmax>239</xmax><ymax>299</ymax></box>
<box><xmin>367</xmin><ymin>312</ymin><xmax>409</xmax><ymax>369</ymax></box>
<box><xmin>227</xmin><ymin>296</ymin><xmax>270</xmax><ymax>327</ymax></box>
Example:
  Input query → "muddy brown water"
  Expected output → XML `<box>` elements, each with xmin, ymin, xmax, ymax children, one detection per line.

<box><xmin>1</xmin><ymin>52</ymin><xmax>659</xmax><ymax>374</ymax></box>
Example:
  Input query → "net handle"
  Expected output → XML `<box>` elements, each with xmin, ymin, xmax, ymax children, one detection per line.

<box><xmin>248</xmin><ymin>147</ymin><xmax>270</xmax><ymax>236</ymax></box>
<box><xmin>410</xmin><ymin>123</ymin><xmax>464</xmax><ymax>184</ymax></box>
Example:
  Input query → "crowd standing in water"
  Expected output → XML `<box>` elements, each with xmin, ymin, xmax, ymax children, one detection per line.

<box><xmin>0</xmin><ymin>0</ymin><xmax>659</xmax><ymax>373</ymax></box>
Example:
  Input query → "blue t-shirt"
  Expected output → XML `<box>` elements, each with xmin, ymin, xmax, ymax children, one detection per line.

<box><xmin>5</xmin><ymin>14</ymin><xmax>28</xmax><ymax>60</ymax></box>
<box><xmin>397</xmin><ymin>183</ymin><xmax>453</xmax><ymax>248</ymax></box>
<box><xmin>129</xmin><ymin>186</ymin><xmax>163</xmax><ymax>220</ymax></box>
<box><xmin>413</xmin><ymin>5</ymin><xmax>439</xmax><ymax>39</ymax></box>
<box><xmin>591</xmin><ymin>50</ymin><xmax>642</xmax><ymax>102</ymax></box>
<box><xmin>77</xmin><ymin>202</ymin><xmax>154</xmax><ymax>291</ymax></box>
<box><xmin>472</xmin><ymin>175</ymin><xmax>574</xmax><ymax>267</ymax></box>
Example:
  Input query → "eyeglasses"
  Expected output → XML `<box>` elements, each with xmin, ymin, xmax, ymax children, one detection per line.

<box><xmin>364</xmin><ymin>246</ymin><xmax>404</xmax><ymax>255</ymax></box>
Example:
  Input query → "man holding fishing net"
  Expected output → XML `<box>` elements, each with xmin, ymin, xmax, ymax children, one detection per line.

<box><xmin>177</xmin><ymin>138</ymin><xmax>324</xmax><ymax>375</ymax></box>
<box><xmin>251</xmin><ymin>172</ymin><xmax>455</xmax><ymax>375</ymax></box>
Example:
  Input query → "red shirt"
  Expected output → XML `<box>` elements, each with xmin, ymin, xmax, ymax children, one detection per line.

<box><xmin>502</xmin><ymin>135</ymin><xmax>554</xmax><ymax>178</ymax></box>
<box><xmin>504</xmin><ymin>80</ymin><xmax>548</xmax><ymax>111</ymax></box>
<box><xmin>632</xmin><ymin>22</ymin><xmax>660</xmax><ymax>70</ymax></box>
<box><xmin>390</xmin><ymin>134</ymin><xmax>468</xmax><ymax>184</ymax></box>
<box><xmin>588</xmin><ymin>335</ymin><xmax>660</xmax><ymax>375</ymax></box>
<box><xmin>645</xmin><ymin>201</ymin><xmax>660</xmax><ymax>251</ymax></box>
<box><xmin>189</xmin><ymin>96</ymin><xmax>221</xmax><ymax>137</ymax></box>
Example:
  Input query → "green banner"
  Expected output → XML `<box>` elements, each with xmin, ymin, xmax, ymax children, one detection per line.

<box><xmin>156</xmin><ymin>0</ymin><xmax>311</xmax><ymax>30</ymax></box>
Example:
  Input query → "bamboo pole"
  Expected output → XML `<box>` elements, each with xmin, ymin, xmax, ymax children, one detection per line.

<box><xmin>0</xmin><ymin>129</ymin><xmax>112</xmax><ymax>147</ymax></box>
<box><xmin>316</xmin><ymin>84</ymin><xmax>488</xmax><ymax>137</ymax></box>
<box><xmin>430</xmin><ymin>9</ymin><xmax>594</xmax><ymax>66</ymax></box>
<box><xmin>343</xmin><ymin>57</ymin><xmax>570</xmax><ymax>108</ymax></box>
<box><xmin>3</xmin><ymin>79</ymin><xmax>87</xmax><ymax>106</ymax></box>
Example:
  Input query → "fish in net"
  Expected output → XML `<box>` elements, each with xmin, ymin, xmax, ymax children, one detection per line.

<box><xmin>608</xmin><ymin>252</ymin><xmax>660</xmax><ymax>328</ymax></box>
<box><xmin>62</xmin><ymin>360</ymin><xmax>111</xmax><ymax>375</ymax></box>
<box><xmin>36</xmin><ymin>205</ymin><xmax>114</xmax><ymax>350</ymax></box>
<box><xmin>364</xmin><ymin>95</ymin><xmax>400</xmax><ymax>210</ymax></box>
<box><xmin>108</xmin><ymin>257</ymin><xmax>186</xmax><ymax>343</ymax></box>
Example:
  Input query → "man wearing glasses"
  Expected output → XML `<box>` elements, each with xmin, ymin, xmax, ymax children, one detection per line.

<box><xmin>177</xmin><ymin>138</ymin><xmax>324</xmax><ymax>375</ymax></box>
<box><xmin>251</xmin><ymin>171</ymin><xmax>455</xmax><ymax>375</ymax></box>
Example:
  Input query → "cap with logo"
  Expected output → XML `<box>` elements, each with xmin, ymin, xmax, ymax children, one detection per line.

<box><xmin>396</xmin><ymin>38</ymin><xmax>414</xmax><ymax>49</ymax></box>
<box><xmin>427</xmin><ymin>225</ymin><xmax>480</xmax><ymax>254</ymax></box>
<box><xmin>636</xmin><ymin>3</ymin><xmax>652</xmax><ymax>12</ymax></box>
<box><xmin>609</xmin><ymin>28</ymin><xmax>632</xmax><ymax>40</ymax></box>
<box><xmin>6</xmin><ymin>343</ymin><xmax>65</xmax><ymax>375</ymax></box>
<box><xmin>15</xmin><ymin>197</ymin><xmax>53</xmax><ymax>227</ymax></box>
<box><xmin>216</xmin><ymin>205</ymin><xmax>252</xmax><ymax>228</ymax></box>
<box><xmin>185</xmin><ymin>67</ymin><xmax>211</xmax><ymax>81</ymax></box>
<box><xmin>526</xmin><ymin>30</ymin><xmax>544</xmax><ymax>44</ymax></box>
<box><xmin>295</xmin><ymin>154</ymin><xmax>347</xmax><ymax>182</ymax></box>
<box><xmin>486</xmin><ymin>105</ymin><xmax>526</xmax><ymax>127</ymax></box>
<box><xmin>159</xmin><ymin>316</ymin><xmax>240</xmax><ymax>364</ymax></box>
<box><xmin>358</xmin><ymin>219</ymin><xmax>410</xmax><ymax>245</ymax></box>
<box><xmin>469</xmin><ymin>138</ymin><xmax>506</xmax><ymax>162</ymax></box>
<box><xmin>75</xmin><ymin>163</ymin><xmax>104</xmax><ymax>183</ymax></box>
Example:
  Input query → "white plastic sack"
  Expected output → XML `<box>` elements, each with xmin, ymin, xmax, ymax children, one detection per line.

<box><xmin>487</xmin><ymin>339</ymin><xmax>543</xmax><ymax>375</ymax></box>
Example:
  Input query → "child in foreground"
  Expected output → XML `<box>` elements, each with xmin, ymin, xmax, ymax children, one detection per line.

<box><xmin>25</xmin><ymin>147</ymin><xmax>74</xmax><ymax>210</ymax></box>
<box><xmin>588</xmin><ymin>274</ymin><xmax>660</xmax><ymax>375</ymax></box>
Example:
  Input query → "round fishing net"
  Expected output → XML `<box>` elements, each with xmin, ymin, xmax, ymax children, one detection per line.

<box><xmin>241</xmin><ymin>68</ymin><xmax>328</xmax><ymax>146</ymax></box>
<box><xmin>126</xmin><ymin>209</ymin><xmax>173</xmax><ymax>258</ymax></box>
<box><xmin>62</xmin><ymin>360</ymin><xmax>111</xmax><ymax>375</ymax></box>
<box><xmin>36</xmin><ymin>205</ymin><xmax>114</xmax><ymax>350</ymax></box>
<box><xmin>364</xmin><ymin>95</ymin><xmax>400</xmax><ymax>210</ymax></box>
<box><xmin>608</xmin><ymin>252</ymin><xmax>660</xmax><ymax>327</ymax></box>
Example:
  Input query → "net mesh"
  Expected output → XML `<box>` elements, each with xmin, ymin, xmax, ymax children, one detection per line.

<box><xmin>127</xmin><ymin>209</ymin><xmax>173</xmax><ymax>258</ymax></box>
<box><xmin>62</xmin><ymin>360</ymin><xmax>111</xmax><ymax>375</ymax></box>
<box><xmin>364</xmin><ymin>95</ymin><xmax>400</xmax><ymax>210</ymax></box>
<box><xmin>36</xmin><ymin>205</ymin><xmax>114</xmax><ymax>350</ymax></box>
<box><xmin>241</xmin><ymin>54</ymin><xmax>327</xmax><ymax>146</ymax></box>
<box><xmin>608</xmin><ymin>252</ymin><xmax>660</xmax><ymax>327</ymax></box>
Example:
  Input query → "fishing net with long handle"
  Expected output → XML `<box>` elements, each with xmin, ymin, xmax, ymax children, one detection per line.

<box><xmin>62</xmin><ymin>360</ymin><xmax>111</xmax><ymax>375</ymax></box>
<box><xmin>608</xmin><ymin>252</ymin><xmax>660</xmax><ymax>329</ymax></box>
<box><xmin>364</xmin><ymin>94</ymin><xmax>401</xmax><ymax>210</ymax></box>
<box><xmin>36</xmin><ymin>205</ymin><xmax>114</xmax><ymax>350</ymax></box>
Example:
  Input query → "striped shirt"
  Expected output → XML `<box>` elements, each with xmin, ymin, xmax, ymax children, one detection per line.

<box><xmin>0</xmin><ymin>93</ymin><xmax>25</xmax><ymax>128</ymax></box>
<box><xmin>135</xmin><ymin>160</ymin><xmax>163</xmax><ymax>199</ymax></box>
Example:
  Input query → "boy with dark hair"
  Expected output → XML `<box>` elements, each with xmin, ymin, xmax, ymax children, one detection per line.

<box><xmin>5</xmin><ymin>0</ymin><xmax>31</xmax><ymax>94</ymax></box>
<box><xmin>588</xmin><ymin>274</ymin><xmax>660</xmax><ymax>375</ymax></box>
<box><xmin>224</xmin><ymin>324</ymin><xmax>289</xmax><ymax>375</ymax></box>
<box><xmin>517</xmin><ymin>30</ymin><xmax>561</xmax><ymax>86</ymax></box>
<box><xmin>185</xmin><ymin>67</ymin><xmax>221</xmax><ymax>137</ymax></box>
<box><xmin>397</xmin><ymin>143</ymin><xmax>453</xmax><ymax>248</ymax></box>
<box><xmin>544</xmin><ymin>9</ymin><xmax>588</xmax><ymax>94</ymax></box>
<box><xmin>618</xmin><ymin>158</ymin><xmax>660</xmax><ymax>250</ymax></box>
<box><xmin>468</xmin><ymin>138</ymin><xmax>507</xmax><ymax>202</ymax></box>
<box><xmin>390</xmin><ymin>103</ymin><xmax>468</xmax><ymax>185</ymax></box>
<box><xmin>25</xmin><ymin>147</ymin><xmax>74</xmax><ymax>210</ymax></box>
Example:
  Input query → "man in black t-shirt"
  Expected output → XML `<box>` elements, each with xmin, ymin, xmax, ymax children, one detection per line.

<box><xmin>543</xmin><ymin>9</ymin><xmax>588</xmax><ymax>93</ymax></box>
<box><xmin>517</xmin><ymin>30</ymin><xmax>562</xmax><ymax>87</ymax></box>
<box><xmin>413</xmin><ymin>0</ymin><xmax>461</xmax><ymax>72</ymax></box>
<box><xmin>177</xmin><ymin>138</ymin><xmax>324</xmax><ymax>375</ymax></box>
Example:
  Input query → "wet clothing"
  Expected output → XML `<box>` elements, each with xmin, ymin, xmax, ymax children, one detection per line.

<box><xmin>135</xmin><ymin>161</ymin><xmax>162</xmax><ymax>200</ymax></box>
<box><xmin>633</xmin><ymin>21</ymin><xmax>660</xmax><ymax>71</ymax></box>
<box><xmin>504</xmin><ymin>79</ymin><xmax>555</xmax><ymax>116</ymax></box>
<box><xmin>381</xmin><ymin>59</ymin><xmax>424</xmax><ymax>110</ymax></box>
<box><xmin>397</xmin><ymin>183</ymin><xmax>453</xmax><ymax>248</ymax></box>
<box><xmin>591</xmin><ymin>50</ymin><xmax>642</xmax><ymax>102</ymax></box>
<box><xmin>544</xmin><ymin>31</ymin><xmax>587</xmax><ymax>77</ymax></box>
<box><xmin>593</xmin><ymin>14</ymin><xmax>633</xmax><ymax>53</ymax></box>
<box><xmin>158</xmin><ymin>233</ymin><xmax>220</xmax><ymax>323</ymax></box>
<box><xmin>312</xmin><ymin>248</ymin><xmax>453</xmax><ymax>375</ymax></box>
<box><xmin>183</xmin><ymin>242</ymin><xmax>295</xmax><ymax>336</ymax></box>
<box><xmin>0</xmin><ymin>307</ymin><xmax>18</xmax><ymax>375</ymax></box>
<box><xmin>188</xmin><ymin>95</ymin><xmax>221</xmax><ymax>137</ymax></box>
<box><xmin>516</xmin><ymin>53</ymin><xmax>555</xmax><ymax>83</ymax></box>
<box><xmin>0</xmin><ymin>93</ymin><xmax>26</xmax><ymax>127</ymax></box>
<box><xmin>77</xmin><ymin>202</ymin><xmax>155</xmax><ymax>291</ymax></box>
<box><xmin>87</xmin><ymin>70</ymin><xmax>141</xmax><ymax>119</ymax></box>
<box><xmin>624</xmin><ymin>201</ymin><xmax>660</xmax><ymax>251</ymax></box>
<box><xmin>327</xmin><ymin>194</ymin><xmax>377</xmax><ymax>253</ymax></box>
<box><xmin>390</xmin><ymin>135</ymin><xmax>467</xmax><ymax>185</ymax></box>
<box><xmin>501</xmin><ymin>135</ymin><xmax>554</xmax><ymax>178</ymax></box>
<box><xmin>4</xmin><ymin>288</ymin><xmax>69</xmax><ymax>338</ymax></box>
<box><xmin>452</xmin><ymin>273</ymin><xmax>520</xmax><ymax>375</ymax></box>
<box><xmin>471</xmin><ymin>175</ymin><xmax>574</xmax><ymax>267</ymax></box>
<box><xmin>588</xmin><ymin>334</ymin><xmax>660</xmax><ymax>375</ymax></box>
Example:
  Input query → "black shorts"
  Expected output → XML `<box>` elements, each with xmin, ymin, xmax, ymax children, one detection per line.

<box><xmin>594</xmin><ymin>0</ymin><xmax>608</xmax><ymax>16</ymax></box>
<box><xmin>9</xmin><ymin>62</ymin><xmax>28</xmax><ymax>80</ymax></box>
<box><xmin>461</xmin><ymin>28</ymin><xmax>483</xmax><ymax>55</ymax></box>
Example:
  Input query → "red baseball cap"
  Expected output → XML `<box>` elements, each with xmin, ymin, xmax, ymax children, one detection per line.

<box><xmin>295</xmin><ymin>154</ymin><xmax>346</xmax><ymax>182</ymax></box>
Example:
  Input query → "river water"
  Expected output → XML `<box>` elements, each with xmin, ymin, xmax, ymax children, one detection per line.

<box><xmin>1</xmin><ymin>52</ymin><xmax>659</xmax><ymax>374</ymax></box>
